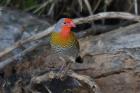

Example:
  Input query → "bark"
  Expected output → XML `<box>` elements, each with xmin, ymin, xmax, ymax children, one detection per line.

<box><xmin>72</xmin><ymin>23</ymin><xmax>140</xmax><ymax>93</ymax></box>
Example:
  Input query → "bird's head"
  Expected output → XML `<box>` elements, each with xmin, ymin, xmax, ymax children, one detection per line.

<box><xmin>54</xmin><ymin>18</ymin><xmax>76</xmax><ymax>37</ymax></box>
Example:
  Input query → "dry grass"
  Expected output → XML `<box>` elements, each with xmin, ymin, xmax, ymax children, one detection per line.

<box><xmin>0</xmin><ymin>0</ymin><xmax>137</xmax><ymax>20</ymax></box>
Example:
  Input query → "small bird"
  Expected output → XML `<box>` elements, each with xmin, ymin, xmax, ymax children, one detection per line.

<box><xmin>50</xmin><ymin>18</ymin><xmax>82</xmax><ymax>63</ymax></box>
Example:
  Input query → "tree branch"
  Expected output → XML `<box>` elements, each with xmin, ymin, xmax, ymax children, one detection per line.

<box><xmin>30</xmin><ymin>71</ymin><xmax>102</xmax><ymax>93</ymax></box>
<box><xmin>69</xmin><ymin>71</ymin><xmax>102</xmax><ymax>93</ymax></box>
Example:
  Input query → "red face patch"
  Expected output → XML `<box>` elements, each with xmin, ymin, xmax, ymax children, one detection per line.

<box><xmin>60</xmin><ymin>18</ymin><xmax>76</xmax><ymax>38</ymax></box>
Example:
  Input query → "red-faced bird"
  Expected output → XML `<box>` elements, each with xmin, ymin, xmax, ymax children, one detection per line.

<box><xmin>50</xmin><ymin>18</ymin><xmax>82</xmax><ymax>63</ymax></box>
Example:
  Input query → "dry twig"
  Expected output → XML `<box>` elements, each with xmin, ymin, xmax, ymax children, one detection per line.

<box><xmin>31</xmin><ymin>70</ymin><xmax>102</xmax><ymax>93</ymax></box>
<box><xmin>93</xmin><ymin>0</ymin><xmax>101</xmax><ymax>13</ymax></box>
<box><xmin>69</xmin><ymin>71</ymin><xmax>102</xmax><ymax>93</ymax></box>
<box><xmin>84</xmin><ymin>0</ymin><xmax>93</xmax><ymax>15</ymax></box>
<box><xmin>0</xmin><ymin>41</ymin><xmax>44</xmax><ymax>69</ymax></box>
<box><xmin>134</xmin><ymin>0</ymin><xmax>138</xmax><ymax>15</ymax></box>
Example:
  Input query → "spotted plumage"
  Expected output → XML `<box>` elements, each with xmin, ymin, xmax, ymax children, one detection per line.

<box><xmin>50</xmin><ymin>31</ymin><xmax>79</xmax><ymax>57</ymax></box>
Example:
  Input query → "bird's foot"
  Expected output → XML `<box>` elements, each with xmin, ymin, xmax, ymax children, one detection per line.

<box><xmin>56</xmin><ymin>56</ymin><xmax>73</xmax><ymax>79</ymax></box>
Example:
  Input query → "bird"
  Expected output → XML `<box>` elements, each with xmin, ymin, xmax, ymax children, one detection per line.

<box><xmin>50</xmin><ymin>18</ymin><xmax>83</xmax><ymax>63</ymax></box>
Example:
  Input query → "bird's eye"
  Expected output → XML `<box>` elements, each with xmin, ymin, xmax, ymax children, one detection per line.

<box><xmin>63</xmin><ymin>22</ymin><xmax>66</xmax><ymax>24</ymax></box>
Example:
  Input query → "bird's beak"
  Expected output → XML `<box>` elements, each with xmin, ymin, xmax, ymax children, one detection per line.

<box><xmin>70</xmin><ymin>22</ymin><xmax>76</xmax><ymax>28</ymax></box>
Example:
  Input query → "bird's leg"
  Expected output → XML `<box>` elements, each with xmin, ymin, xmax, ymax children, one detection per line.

<box><xmin>62</xmin><ymin>56</ymin><xmax>75</xmax><ymax>75</ymax></box>
<box><xmin>56</xmin><ymin>56</ymin><xmax>67</xmax><ymax>78</ymax></box>
<box><xmin>57</xmin><ymin>56</ymin><xmax>75</xmax><ymax>78</ymax></box>
<box><xmin>62</xmin><ymin>61</ymin><xmax>73</xmax><ymax>76</ymax></box>
<box><xmin>59</xmin><ymin>56</ymin><xmax>66</xmax><ymax>71</ymax></box>
<box><xmin>62</xmin><ymin>57</ymin><xmax>75</xmax><ymax>75</ymax></box>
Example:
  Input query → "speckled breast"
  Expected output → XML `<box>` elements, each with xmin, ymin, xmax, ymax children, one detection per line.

<box><xmin>50</xmin><ymin>32</ymin><xmax>79</xmax><ymax>58</ymax></box>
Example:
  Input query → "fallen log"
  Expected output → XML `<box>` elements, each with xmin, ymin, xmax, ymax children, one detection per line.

<box><xmin>72</xmin><ymin>22</ymin><xmax>140</xmax><ymax>93</ymax></box>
